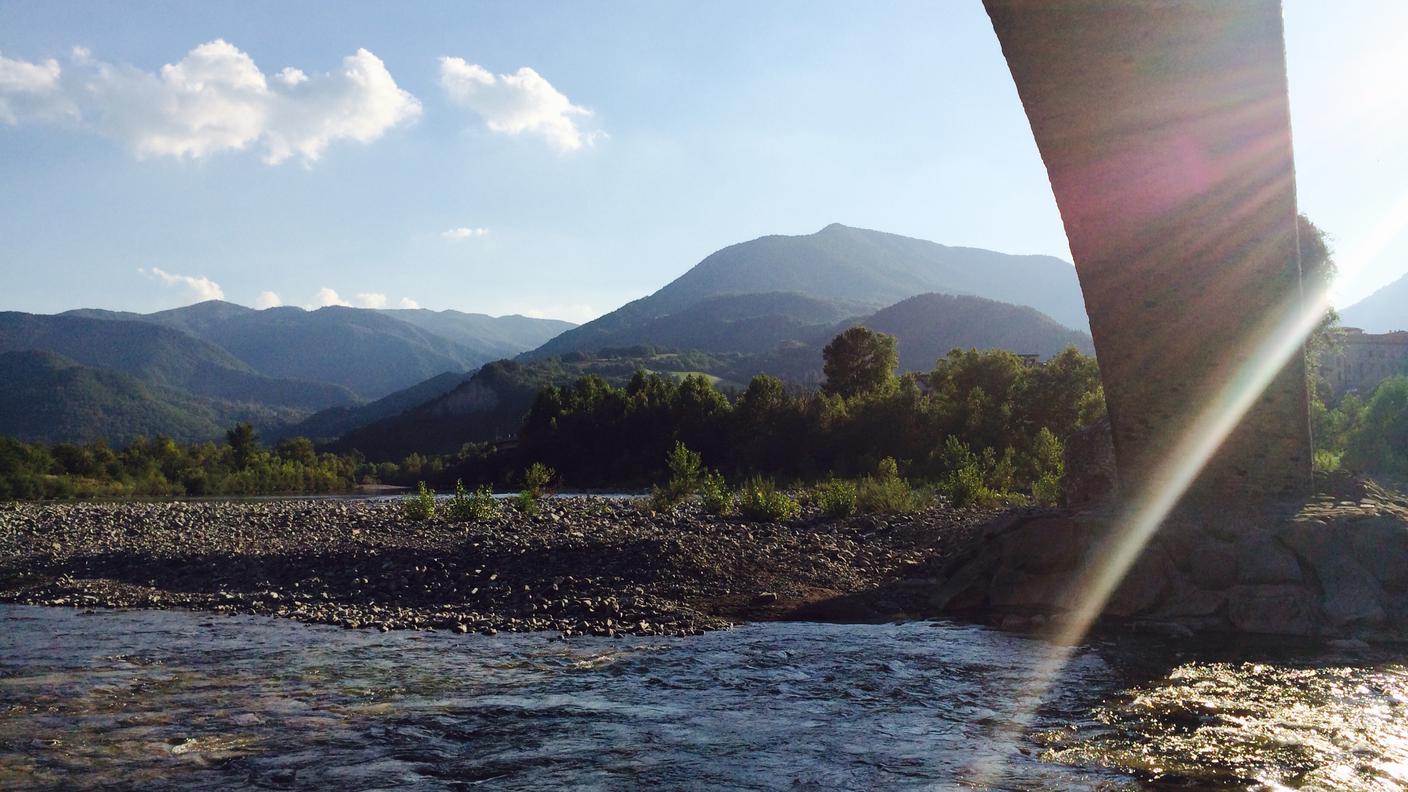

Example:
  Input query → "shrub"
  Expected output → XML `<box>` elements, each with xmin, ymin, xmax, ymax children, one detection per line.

<box><xmin>523</xmin><ymin>462</ymin><xmax>555</xmax><ymax>498</ymax></box>
<box><xmin>699</xmin><ymin>470</ymin><xmax>732</xmax><ymax>515</ymax></box>
<box><xmin>517</xmin><ymin>462</ymin><xmax>555</xmax><ymax>515</ymax></box>
<box><xmin>446</xmin><ymin>479</ymin><xmax>499</xmax><ymax>522</ymax></box>
<box><xmin>816</xmin><ymin>478</ymin><xmax>858</xmax><ymax>518</ymax></box>
<box><xmin>1031</xmin><ymin>473</ymin><xmax>1064</xmax><ymax>507</ymax></box>
<box><xmin>855</xmin><ymin>457</ymin><xmax>922</xmax><ymax>514</ymax></box>
<box><xmin>1027</xmin><ymin>427</ymin><xmax>1065</xmax><ymax>507</ymax></box>
<box><xmin>402</xmin><ymin>480</ymin><xmax>437</xmax><ymax>521</ymax></box>
<box><xmin>1313</xmin><ymin>448</ymin><xmax>1343</xmax><ymax>474</ymax></box>
<box><xmin>737</xmin><ymin>476</ymin><xmax>800</xmax><ymax>522</ymax></box>
<box><xmin>649</xmin><ymin>441</ymin><xmax>706</xmax><ymax>510</ymax></box>
<box><xmin>514</xmin><ymin>490</ymin><xmax>540</xmax><ymax>515</ymax></box>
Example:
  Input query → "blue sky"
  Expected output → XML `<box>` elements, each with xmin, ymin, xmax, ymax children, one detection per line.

<box><xmin>1</xmin><ymin>1</ymin><xmax>1404</xmax><ymax>322</ymax></box>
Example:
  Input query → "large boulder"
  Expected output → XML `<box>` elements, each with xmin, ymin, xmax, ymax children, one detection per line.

<box><xmin>1235</xmin><ymin>535</ymin><xmax>1302</xmax><ymax>585</ymax></box>
<box><xmin>1227</xmin><ymin>584</ymin><xmax>1317</xmax><ymax>636</ymax></box>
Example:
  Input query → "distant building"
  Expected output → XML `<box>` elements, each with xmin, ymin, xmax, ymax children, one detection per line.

<box><xmin>1322</xmin><ymin>328</ymin><xmax>1408</xmax><ymax>399</ymax></box>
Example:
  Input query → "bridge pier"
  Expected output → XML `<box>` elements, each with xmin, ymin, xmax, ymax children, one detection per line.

<box><xmin>985</xmin><ymin>0</ymin><xmax>1312</xmax><ymax>503</ymax></box>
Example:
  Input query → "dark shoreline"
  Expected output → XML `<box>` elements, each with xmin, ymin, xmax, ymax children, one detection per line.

<box><xmin>0</xmin><ymin>498</ymin><xmax>993</xmax><ymax>637</ymax></box>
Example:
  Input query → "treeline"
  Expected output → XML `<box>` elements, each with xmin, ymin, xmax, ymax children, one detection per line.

<box><xmin>457</xmin><ymin>329</ymin><xmax>1106</xmax><ymax>504</ymax></box>
<box><xmin>1312</xmin><ymin>375</ymin><xmax>1408</xmax><ymax>481</ymax></box>
<box><xmin>0</xmin><ymin>425</ymin><xmax>363</xmax><ymax>499</ymax></box>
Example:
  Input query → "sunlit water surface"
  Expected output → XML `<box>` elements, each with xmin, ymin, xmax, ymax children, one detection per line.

<box><xmin>2</xmin><ymin>605</ymin><xmax>1406</xmax><ymax>790</ymax></box>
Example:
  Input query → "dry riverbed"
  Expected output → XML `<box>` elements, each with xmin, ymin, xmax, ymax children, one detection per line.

<box><xmin>0</xmin><ymin>498</ymin><xmax>993</xmax><ymax>637</ymax></box>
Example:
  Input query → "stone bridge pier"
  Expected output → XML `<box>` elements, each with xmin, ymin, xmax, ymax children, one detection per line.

<box><xmin>985</xmin><ymin>0</ymin><xmax>1312</xmax><ymax>503</ymax></box>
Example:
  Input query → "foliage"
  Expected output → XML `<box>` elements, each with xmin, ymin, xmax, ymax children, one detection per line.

<box><xmin>445</xmin><ymin>479</ymin><xmax>499</xmax><ymax>522</ymax></box>
<box><xmin>736</xmin><ymin>476</ymin><xmax>800</xmax><ymax>522</ymax></box>
<box><xmin>699</xmin><ymin>470</ymin><xmax>732</xmax><ymax>515</ymax></box>
<box><xmin>514</xmin><ymin>490</ymin><xmax>540</xmax><ymax>516</ymax></box>
<box><xmin>652</xmin><ymin>441</ymin><xmax>705</xmax><ymax>508</ymax></box>
<box><xmin>936</xmin><ymin>436</ymin><xmax>1002</xmax><ymax>509</ymax></box>
<box><xmin>855</xmin><ymin>457</ymin><xmax>924</xmax><ymax>514</ymax></box>
<box><xmin>402</xmin><ymin>480</ymin><xmax>437</xmax><ymax>521</ymax></box>
<box><xmin>1344</xmin><ymin>376</ymin><xmax>1408</xmax><ymax>480</ymax></box>
<box><xmin>815</xmin><ymin>478</ymin><xmax>858</xmax><ymax>518</ymax></box>
<box><xmin>522</xmin><ymin>462</ymin><xmax>555</xmax><ymax>498</ymax></box>
<box><xmin>822</xmin><ymin>326</ymin><xmax>899</xmax><ymax>399</ymax></box>
<box><xmin>1027</xmin><ymin>427</ymin><xmax>1065</xmax><ymax>507</ymax></box>
<box><xmin>0</xmin><ymin>427</ymin><xmax>362</xmax><ymax>501</ymax></box>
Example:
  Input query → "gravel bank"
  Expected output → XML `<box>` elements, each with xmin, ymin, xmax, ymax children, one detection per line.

<box><xmin>0</xmin><ymin>498</ymin><xmax>992</xmax><ymax>637</ymax></box>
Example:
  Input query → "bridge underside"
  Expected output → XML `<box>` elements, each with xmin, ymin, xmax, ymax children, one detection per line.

<box><xmin>985</xmin><ymin>0</ymin><xmax>1312</xmax><ymax>502</ymax></box>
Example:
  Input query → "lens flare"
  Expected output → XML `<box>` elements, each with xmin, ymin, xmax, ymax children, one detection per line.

<box><xmin>967</xmin><ymin>185</ymin><xmax>1408</xmax><ymax>787</ymax></box>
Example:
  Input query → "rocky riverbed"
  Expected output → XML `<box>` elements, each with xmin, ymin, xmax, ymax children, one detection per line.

<box><xmin>0</xmin><ymin>498</ymin><xmax>991</xmax><ymax>637</ymax></box>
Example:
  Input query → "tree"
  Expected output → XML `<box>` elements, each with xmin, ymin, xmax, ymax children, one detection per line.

<box><xmin>1299</xmin><ymin>214</ymin><xmax>1341</xmax><ymax>406</ymax></box>
<box><xmin>225</xmin><ymin>423</ymin><xmax>259</xmax><ymax>469</ymax></box>
<box><xmin>822</xmin><ymin>326</ymin><xmax>898</xmax><ymax>399</ymax></box>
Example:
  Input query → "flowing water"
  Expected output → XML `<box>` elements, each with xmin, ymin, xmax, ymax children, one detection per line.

<box><xmin>2</xmin><ymin>604</ymin><xmax>1406</xmax><ymax>790</ymax></box>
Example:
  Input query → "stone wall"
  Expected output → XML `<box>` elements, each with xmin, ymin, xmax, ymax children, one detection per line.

<box><xmin>930</xmin><ymin>488</ymin><xmax>1408</xmax><ymax>643</ymax></box>
<box><xmin>984</xmin><ymin>0</ymin><xmax>1312</xmax><ymax>502</ymax></box>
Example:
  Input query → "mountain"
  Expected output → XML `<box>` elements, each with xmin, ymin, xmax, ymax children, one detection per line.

<box><xmin>0</xmin><ymin>312</ymin><xmax>354</xmax><ymax>411</ymax></box>
<box><xmin>531</xmin><ymin>223</ymin><xmax>1087</xmax><ymax>358</ymax></box>
<box><xmin>278</xmin><ymin>370</ymin><xmax>472</xmax><ymax>442</ymax></box>
<box><xmin>332</xmin><ymin>293</ymin><xmax>1094</xmax><ymax>460</ymax></box>
<box><xmin>327</xmin><ymin>360</ymin><xmax>564</xmax><ymax>458</ymax></box>
<box><xmin>65</xmin><ymin>301</ymin><xmax>575</xmax><ymax>401</ymax></box>
<box><xmin>1340</xmin><ymin>275</ymin><xmax>1408</xmax><ymax>333</ymax></box>
<box><xmin>859</xmin><ymin>293</ymin><xmax>1094</xmax><ymax>371</ymax></box>
<box><xmin>535</xmin><ymin>292</ymin><xmax>865</xmax><ymax>357</ymax></box>
<box><xmin>380</xmin><ymin>309</ymin><xmax>575</xmax><ymax>358</ymax></box>
<box><xmin>0</xmin><ymin>350</ymin><xmax>255</xmax><ymax>444</ymax></box>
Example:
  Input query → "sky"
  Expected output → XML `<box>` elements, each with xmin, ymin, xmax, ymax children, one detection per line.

<box><xmin>0</xmin><ymin>1</ymin><xmax>1404</xmax><ymax>322</ymax></box>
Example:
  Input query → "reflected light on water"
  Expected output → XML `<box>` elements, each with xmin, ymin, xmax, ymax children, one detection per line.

<box><xmin>969</xmin><ymin>185</ymin><xmax>1408</xmax><ymax>787</ymax></box>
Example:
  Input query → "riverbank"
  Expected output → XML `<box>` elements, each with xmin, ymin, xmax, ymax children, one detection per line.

<box><xmin>0</xmin><ymin>498</ymin><xmax>993</xmax><ymax>637</ymax></box>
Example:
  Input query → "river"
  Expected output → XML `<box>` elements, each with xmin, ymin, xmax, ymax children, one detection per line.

<box><xmin>2</xmin><ymin>605</ymin><xmax>1406</xmax><ymax>790</ymax></box>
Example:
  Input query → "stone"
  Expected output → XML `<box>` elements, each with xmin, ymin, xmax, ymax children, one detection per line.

<box><xmin>988</xmin><ymin>565</ymin><xmax>1070</xmax><ymax>612</ymax></box>
<box><xmin>1347</xmin><ymin>516</ymin><xmax>1408</xmax><ymax>593</ymax></box>
<box><xmin>1185</xmin><ymin>539</ymin><xmax>1238</xmax><ymax>590</ymax></box>
<box><xmin>1104</xmin><ymin>547</ymin><xmax>1174</xmax><ymax>618</ymax></box>
<box><xmin>1276</xmin><ymin>518</ymin><xmax>1338</xmax><ymax>566</ymax></box>
<box><xmin>1317</xmin><ymin>556</ymin><xmax>1386</xmax><ymax>629</ymax></box>
<box><xmin>930</xmin><ymin>552</ymin><xmax>998</xmax><ymax>613</ymax></box>
<box><xmin>1235</xmin><ymin>536</ymin><xmax>1302</xmax><ymax>585</ymax></box>
<box><xmin>1227</xmin><ymin>584</ymin><xmax>1317</xmax><ymax>636</ymax></box>
<box><xmin>1152</xmin><ymin>579</ymin><xmax>1227</xmax><ymax>619</ymax></box>
<box><xmin>999</xmin><ymin>515</ymin><xmax>1082</xmax><ymax>573</ymax></box>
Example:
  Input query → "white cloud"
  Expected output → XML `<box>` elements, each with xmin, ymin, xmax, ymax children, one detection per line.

<box><xmin>140</xmin><ymin>266</ymin><xmax>225</xmax><ymax>303</ymax></box>
<box><xmin>0</xmin><ymin>40</ymin><xmax>420</xmax><ymax>164</ymax></box>
<box><xmin>439</xmin><ymin>57</ymin><xmax>596</xmax><ymax>152</ymax></box>
<box><xmin>310</xmin><ymin>287</ymin><xmax>350</xmax><ymax>308</ymax></box>
<box><xmin>398</xmin><ymin>297</ymin><xmax>420</xmax><ymax>309</ymax></box>
<box><xmin>253</xmin><ymin>290</ymin><xmax>282</xmax><ymax>309</ymax></box>
<box><xmin>353</xmin><ymin>292</ymin><xmax>387</xmax><ymax>309</ymax></box>
<box><xmin>442</xmin><ymin>226</ymin><xmax>488</xmax><ymax>239</ymax></box>
<box><xmin>0</xmin><ymin>50</ymin><xmax>77</xmax><ymax>124</ymax></box>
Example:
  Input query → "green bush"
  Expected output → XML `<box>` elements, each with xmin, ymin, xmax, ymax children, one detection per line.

<box><xmin>737</xmin><ymin>476</ymin><xmax>800</xmax><ymax>522</ymax></box>
<box><xmin>446</xmin><ymin>479</ymin><xmax>499</xmax><ymax>522</ymax></box>
<box><xmin>402</xmin><ymin>480</ymin><xmax>437</xmax><ymax>521</ymax></box>
<box><xmin>699</xmin><ymin>470</ymin><xmax>732</xmax><ymax>515</ymax></box>
<box><xmin>516</xmin><ymin>462</ymin><xmax>555</xmax><ymax>515</ymax></box>
<box><xmin>514</xmin><ymin>490</ymin><xmax>540</xmax><ymax>515</ymax></box>
<box><xmin>816</xmin><ymin>479</ymin><xmax>858</xmax><ymax>518</ymax></box>
<box><xmin>855</xmin><ymin>456</ymin><xmax>922</xmax><ymax>514</ymax></box>
<box><xmin>1031</xmin><ymin>473</ymin><xmax>1063</xmax><ymax>507</ymax></box>
<box><xmin>523</xmin><ymin>462</ymin><xmax>555</xmax><ymax>498</ymax></box>
<box><xmin>649</xmin><ymin>441</ymin><xmax>706</xmax><ymax>510</ymax></box>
